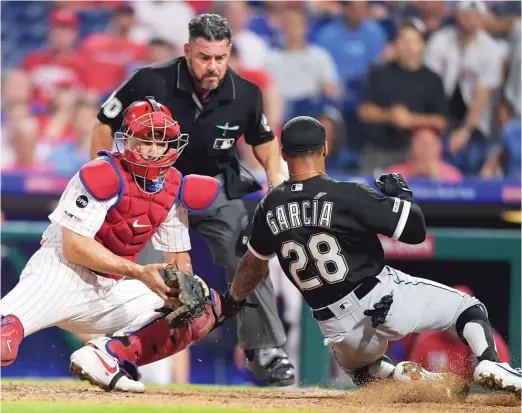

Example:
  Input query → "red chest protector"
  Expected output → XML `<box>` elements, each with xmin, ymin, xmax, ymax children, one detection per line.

<box><xmin>79</xmin><ymin>151</ymin><xmax>220</xmax><ymax>280</ymax></box>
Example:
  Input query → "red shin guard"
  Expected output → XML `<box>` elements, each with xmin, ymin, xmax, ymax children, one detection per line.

<box><xmin>106</xmin><ymin>293</ymin><xmax>220</xmax><ymax>368</ymax></box>
<box><xmin>1</xmin><ymin>314</ymin><xmax>24</xmax><ymax>367</ymax></box>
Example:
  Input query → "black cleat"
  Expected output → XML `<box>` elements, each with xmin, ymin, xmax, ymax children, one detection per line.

<box><xmin>246</xmin><ymin>348</ymin><xmax>296</xmax><ymax>387</ymax></box>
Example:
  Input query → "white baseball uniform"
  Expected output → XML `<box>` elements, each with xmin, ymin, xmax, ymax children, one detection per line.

<box><xmin>0</xmin><ymin>172</ymin><xmax>191</xmax><ymax>338</ymax></box>
<box><xmin>424</xmin><ymin>27</ymin><xmax>504</xmax><ymax>137</ymax></box>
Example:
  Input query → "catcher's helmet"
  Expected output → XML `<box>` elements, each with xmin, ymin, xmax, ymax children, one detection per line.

<box><xmin>115</xmin><ymin>96</ymin><xmax>188</xmax><ymax>193</ymax></box>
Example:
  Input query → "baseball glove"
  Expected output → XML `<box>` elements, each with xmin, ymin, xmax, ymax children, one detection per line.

<box><xmin>163</xmin><ymin>266</ymin><xmax>211</xmax><ymax>329</ymax></box>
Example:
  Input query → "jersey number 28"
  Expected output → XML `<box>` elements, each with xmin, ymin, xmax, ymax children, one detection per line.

<box><xmin>281</xmin><ymin>233</ymin><xmax>348</xmax><ymax>291</ymax></box>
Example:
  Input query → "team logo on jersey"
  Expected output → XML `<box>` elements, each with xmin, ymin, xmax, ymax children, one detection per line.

<box><xmin>213</xmin><ymin>138</ymin><xmax>235</xmax><ymax>150</ymax></box>
<box><xmin>76</xmin><ymin>195</ymin><xmax>89</xmax><ymax>209</ymax></box>
<box><xmin>291</xmin><ymin>183</ymin><xmax>303</xmax><ymax>192</ymax></box>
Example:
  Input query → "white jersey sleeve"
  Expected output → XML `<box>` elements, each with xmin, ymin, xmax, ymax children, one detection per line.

<box><xmin>49</xmin><ymin>173</ymin><xmax>118</xmax><ymax>238</ymax></box>
<box><xmin>151</xmin><ymin>200</ymin><xmax>191</xmax><ymax>252</ymax></box>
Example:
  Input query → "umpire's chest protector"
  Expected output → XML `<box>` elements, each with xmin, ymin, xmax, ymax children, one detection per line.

<box><xmin>79</xmin><ymin>152</ymin><xmax>181</xmax><ymax>280</ymax></box>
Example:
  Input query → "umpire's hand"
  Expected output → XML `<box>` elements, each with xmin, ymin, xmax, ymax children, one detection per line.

<box><xmin>375</xmin><ymin>173</ymin><xmax>413</xmax><ymax>201</ymax></box>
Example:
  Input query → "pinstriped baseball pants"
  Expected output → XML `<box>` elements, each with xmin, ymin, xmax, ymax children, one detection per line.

<box><xmin>0</xmin><ymin>247</ymin><xmax>164</xmax><ymax>337</ymax></box>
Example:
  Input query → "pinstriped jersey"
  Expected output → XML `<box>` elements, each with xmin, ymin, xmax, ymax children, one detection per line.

<box><xmin>247</xmin><ymin>175</ymin><xmax>412</xmax><ymax>309</ymax></box>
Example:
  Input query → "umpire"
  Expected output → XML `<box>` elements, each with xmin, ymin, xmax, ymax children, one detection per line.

<box><xmin>89</xmin><ymin>14</ymin><xmax>295</xmax><ymax>386</ymax></box>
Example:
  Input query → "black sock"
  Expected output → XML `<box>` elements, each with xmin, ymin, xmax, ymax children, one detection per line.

<box><xmin>245</xmin><ymin>349</ymin><xmax>255</xmax><ymax>361</ymax></box>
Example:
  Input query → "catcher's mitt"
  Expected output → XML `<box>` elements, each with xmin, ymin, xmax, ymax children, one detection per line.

<box><xmin>163</xmin><ymin>266</ymin><xmax>212</xmax><ymax>329</ymax></box>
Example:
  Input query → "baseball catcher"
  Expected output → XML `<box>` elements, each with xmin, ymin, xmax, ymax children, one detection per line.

<box><xmin>0</xmin><ymin>97</ymin><xmax>243</xmax><ymax>392</ymax></box>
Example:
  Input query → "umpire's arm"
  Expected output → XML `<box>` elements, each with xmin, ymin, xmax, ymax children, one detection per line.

<box><xmin>246</xmin><ymin>87</ymin><xmax>285</xmax><ymax>189</ymax></box>
<box><xmin>349</xmin><ymin>183</ymin><xmax>426</xmax><ymax>244</ymax></box>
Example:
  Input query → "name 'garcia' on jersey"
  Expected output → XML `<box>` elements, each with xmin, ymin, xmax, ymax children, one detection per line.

<box><xmin>266</xmin><ymin>198</ymin><xmax>333</xmax><ymax>235</ymax></box>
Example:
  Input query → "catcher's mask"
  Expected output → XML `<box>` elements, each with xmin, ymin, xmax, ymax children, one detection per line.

<box><xmin>115</xmin><ymin>96</ymin><xmax>189</xmax><ymax>194</ymax></box>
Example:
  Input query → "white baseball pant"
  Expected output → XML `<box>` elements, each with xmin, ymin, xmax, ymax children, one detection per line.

<box><xmin>316</xmin><ymin>266</ymin><xmax>482</xmax><ymax>373</ymax></box>
<box><xmin>0</xmin><ymin>247</ymin><xmax>164</xmax><ymax>337</ymax></box>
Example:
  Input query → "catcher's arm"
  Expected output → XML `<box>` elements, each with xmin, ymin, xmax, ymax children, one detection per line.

<box><xmin>62</xmin><ymin>228</ymin><xmax>174</xmax><ymax>300</ymax></box>
<box><xmin>163</xmin><ymin>251</ymin><xmax>192</xmax><ymax>308</ymax></box>
<box><xmin>164</xmin><ymin>251</ymin><xmax>192</xmax><ymax>273</ymax></box>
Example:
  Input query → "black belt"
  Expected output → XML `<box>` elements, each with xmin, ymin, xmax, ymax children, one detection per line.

<box><xmin>312</xmin><ymin>277</ymin><xmax>380</xmax><ymax>321</ymax></box>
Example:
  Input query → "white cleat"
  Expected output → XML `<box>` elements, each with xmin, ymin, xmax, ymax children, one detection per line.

<box><xmin>393</xmin><ymin>361</ymin><xmax>470</xmax><ymax>401</ymax></box>
<box><xmin>70</xmin><ymin>337</ymin><xmax>145</xmax><ymax>393</ymax></box>
<box><xmin>393</xmin><ymin>361</ymin><xmax>445</xmax><ymax>382</ymax></box>
<box><xmin>474</xmin><ymin>360</ymin><xmax>521</xmax><ymax>397</ymax></box>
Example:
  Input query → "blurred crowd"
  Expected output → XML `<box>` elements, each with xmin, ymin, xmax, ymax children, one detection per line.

<box><xmin>1</xmin><ymin>0</ymin><xmax>521</xmax><ymax>181</ymax></box>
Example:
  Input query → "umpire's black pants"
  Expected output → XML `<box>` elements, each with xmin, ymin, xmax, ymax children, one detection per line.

<box><xmin>137</xmin><ymin>188</ymin><xmax>287</xmax><ymax>351</ymax></box>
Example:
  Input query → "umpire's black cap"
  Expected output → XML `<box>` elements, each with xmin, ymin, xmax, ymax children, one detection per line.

<box><xmin>281</xmin><ymin>116</ymin><xmax>325</xmax><ymax>154</ymax></box>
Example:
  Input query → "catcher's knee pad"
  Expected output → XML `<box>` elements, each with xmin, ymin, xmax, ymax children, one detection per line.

<box><xmin>1</xmin><ymin>314</ymin><xmax>24</xmax><ymax>367</ymax></box>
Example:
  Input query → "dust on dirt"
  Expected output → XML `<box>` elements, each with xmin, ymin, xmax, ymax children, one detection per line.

<box><xmin>1</xmin><ymin>381</ymin><xmax>519</xmax><ymax>413</ymax></box>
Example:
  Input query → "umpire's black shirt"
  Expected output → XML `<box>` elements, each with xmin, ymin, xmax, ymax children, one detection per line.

<box><xmin>97</xmin><ymin>57</ymin><xmax>275</xmax><ymax>199</ymax></box>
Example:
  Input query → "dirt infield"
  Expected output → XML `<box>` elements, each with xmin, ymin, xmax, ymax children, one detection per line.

<box><xmin>1</xmin><ymin>381</ymin><xmax>520</xmax><ymax>413</ymax></box>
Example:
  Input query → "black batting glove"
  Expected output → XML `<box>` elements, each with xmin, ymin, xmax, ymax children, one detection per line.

<box><xmin>375</xmin><ymin>173</ymin><xmax>413</xmax><ymax>201</ymax></box>
<box><xmin>220</xmin><ymin>290</ymin><xmax>247</xmax><ymax>321</ymax></box>
<box><xmin>364</xmin><ymin>293</ymin><xmax>394</xmax><ymax>328</ymax></box>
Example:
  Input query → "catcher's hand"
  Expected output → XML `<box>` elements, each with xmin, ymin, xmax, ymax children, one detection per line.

<box><xmin>163</xmin><ymin>266</ymin><xmax>211</xmax><ymax>329</ymax></box>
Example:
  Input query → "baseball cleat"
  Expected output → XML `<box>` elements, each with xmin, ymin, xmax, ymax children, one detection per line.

<box><xmin>393</xmin><ymin>361</ymin><xmax>446</xmax><ymax>382</ymax></box>
<box><xmin>393</xmin><ymin>361</ymin><xmax>469</xmax><ymax>400</ymax></box>
<box><xmin>246</xmin><ymin>347</ymin><xmax>296</xmax><ymax>387</ymax></box>
<box><xmin>70</xmin><ymin>337</ymin><xmax>144</xmax><ymax>393</ymax></box>
<box><xmin>473</xmin><ymin>360</ymin><xmax>521</xmax><ymax>397</ymax></box>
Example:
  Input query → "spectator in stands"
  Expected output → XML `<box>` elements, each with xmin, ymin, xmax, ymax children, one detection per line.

<box><xmin>481</xmin><ymin>19</ymin><xmax>521</xmax><ymax>181</ymax></box>
<box><xmin>130</xmin><ymin>0</ymin><xmax>195</xmax><ymax>47</ymax></box>
<box><xmin>424</xmin><ymin>1</ymin><xmax>504</xmax><ymax>176</ymax></box>
<box><xmin>358</xmin><ymin>19</ymin><xmax>448</xmax><ymax>175</ymax></box>
<box><xmin>36</xmin><ymin>79</ymin><xmax>79</xmax><ymax>162</ymax></box>
<box><xmin>126</xmin><ymin>37</ymin><xmax>177</xmax><ymax>76</ymax></box>
<box><xmin>247</xmin><ymin>1</ymin><xmax>289</xmax><ymax>48</ymax></box>
<box><xmin>53</xmin><ymin>1</ymin><xmax>124</xmax><ymax>11</ymax></box>
<box><xmin>1</xmin><ymin>102</ymin><xmax>33</xmax><ymax>169</ymax></box>
<box><xmin>409</xmin><ymin>285</ymin><xmax>510</xmax><ymax>381</ymax></box>
<box><xmin>499</xmin><ymin>19</ymin><xmax>520</xmax><ymax>126</ymax></box>
<box><xmin>4</xmin><ymin>116</ymin><xmax>50</xmax><ymax>173</ymax></box>
<box><xmin>307</xmin><ymin>1</ymin><xmax>344</xmax><ymax>37</ymax></box>
<box><xmin>315</xmin><ymin>0</ymin><xmax>387</xmax><ymax>154</ymax></box>
<box><xmin>229</xmin><ymin>45</ymin><xmax>283</xmax><ymax>136</ymax></box>
<box><xmin>80</xmin><ymin>3</ymin><xmax>147</xmax><ymax>98</ymax></box>
<box><xmin>147</xmin><ymin>38</ymin><xmax>177</xmax><ymax>64</ymax></box>
<box><xmin>385</xmin><ymin>127</ymin><xmax>463</xmax><ymax>182</ymax></box>
<box><xmin>22</xmin><ymin>9</ymin><xmax>88</xmax><ymax>108</ymax></box>
<box><xmin>2</xmin><ymin>69</ymin><xmax>32</xmax><ymax>107</ymax></box>
<box><xmin>264</xmin><ymin>6</ymin><xmax>339</xmax><ymax>123</ymax></box>
<box><xmin>411</xmin><ymin>1</ymin><xmax>454</xmax><ymax>40</ymax></box>
<box><xmin>46</xmin><ymin>99</ymin><xmax>97</xmax><ymax>176</ymax></box>
<box><xmin>480</xmin><ymin>121</ymin><xmax>521</xmax><ymax>180</ymax></box>
<box><xmin>481</xmin><ymin>1</ymin><xmax>520</xmax><ymax>37</ymax></box>
<box><xmin>223</xmin><ymin>1</ymin><xmax>269</xmax><ymax>70</ymax></box>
